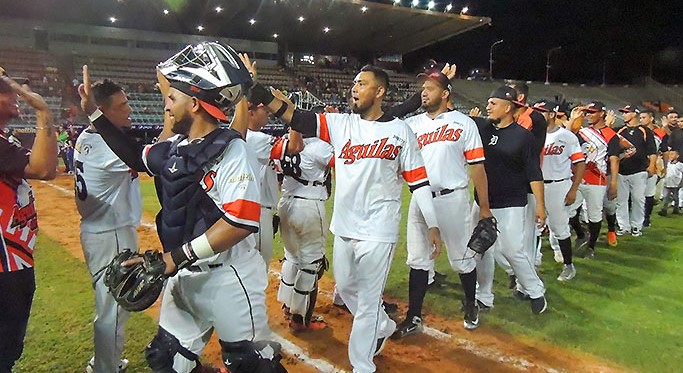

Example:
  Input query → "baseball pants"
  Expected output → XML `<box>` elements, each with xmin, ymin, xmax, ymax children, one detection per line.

<box><xmin>661</xmin><ymin>187</ymin><xmax>680</xmax><ymax>212</ymax></box>
<box><xmin>569</xmin><ymin>184</ymin><xmax>606</xmax><ymax>223</ymax></box>
<box><xmin>256</xmin><ymin>206</ymin><xmax>274</xmax><ymax>268</ymax></box>
<box><xmin>406</xmin><ymin>188</ymin><xmax>476</xmax><ymax>274</ymax></box>
<box><xmin>497</xmin><ymin>194</ymin><xmax>539</xmax><ymax>276</ymax></box>
<box><xmin>603</xmin><ymin>174</ymin><xmax>618</xmax><ymax>217</ymax></box>
<box><xmin>616</xmin><ymin>171</ymin><xmax>648</xmax><ymax>231</ymax></box>
<box><xmin>81</xmin><ymin>226</ymin><xmax>137</xmax><ymax>373</ymax></box>
<box><xmin>544</xmin><ymin>180</ymin><xmax>573</xmax><ymax>241</ymax></box>
<box><xmin>474</xmin><ymin>204</ymin><xmax>545</xmax><ymax>307</ymax></box>
<box><xmin>277</xmin><ymin>196</ymin><xmax>328</xmax><ymax>305</ymax></box>
<box><xmin>645</xmin><ymin>174</ymin><xmax>658</xmax><ymax>198</ymax></box>
<box><xmin>0</xmin><ymin>268</ymin><xmax>35</xmax><ymax>373</ymax></box>
<box><xmin>333</xmin><ymin>236</ymin><xmax>397</xmax><ymax>373</ymax></box>
<box><xmin>158</xmin><ymin>250</ymin><xmax>270</xmax><ymax>372</ymax></box>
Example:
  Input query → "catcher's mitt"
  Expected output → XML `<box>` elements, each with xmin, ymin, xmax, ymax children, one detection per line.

<box><xmin>467</xmin><ymin>216</ymin><xmax>498</xmax><ymax>255</ymax></box>
<box><xmin>103</xmin><ymin>250</ymin><xmax>166</xmax><ymax>312</ymax></box>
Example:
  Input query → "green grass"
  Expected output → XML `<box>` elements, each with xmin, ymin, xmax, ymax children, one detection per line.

<box><xmin>15</xmin><ymin>235</ymin><xmax>158</xmax><ymax>373</ymax></box>
<box><xmin>135</xmin><ymin>180</ymin><xmax>682</xmax><ymax>372</ymax></box>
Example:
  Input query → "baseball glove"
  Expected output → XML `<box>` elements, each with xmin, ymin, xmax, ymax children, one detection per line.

<box><xmin>467</xmin><ymin>216</ymin><xmax>498</xmax><ymax>255</ymax></box>
<box><xmin>103</xmin><ymin>250</ymin><xmax>166</xmax><ymax>312</ymax></box>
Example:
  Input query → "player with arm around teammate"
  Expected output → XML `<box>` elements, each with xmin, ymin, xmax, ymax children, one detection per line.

<box><xmin>248</xmin><ymin>60</ymin><xmax>442</xmax><ymax>373</ymax></box>
<box><xmin>80</xmin><ymin>42</ymin><xmax>286</xmax><ymax>373</ymax></box>
<box><xmin>74</xmin><ymin>79</ymin><xmax>140</xmax><ymax>373</ymax></box>
<box><xmin>392</xmin><ymin>70</ymin><xmax>491</xmax><ymax>336</ymax></box>
<box><xmin>532</xmin><ymin>100</ymin><xmax>585</xmax><ymax>281</ymax></box>
<box><xmin>473</xmin><ymin>86</ymin><xmax>547</xmax><ymax>314</ymax></box>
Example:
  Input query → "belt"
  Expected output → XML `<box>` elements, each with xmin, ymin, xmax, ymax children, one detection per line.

<box><xmin>432</xmin><ymin>188</ymin><xmax>455</xmax><ymax>198</ymax></box>
<box><xmin>544</xmin><ymin>178</ymin><xmax>570</xmax><ymax>184</ymax></box>
<box><xmin>187</xmin><ymin>263</ymin><xmax>223</xmax><ymax>272</ymax></box>
<box><xmin>292</xmin><ymin>196</ymin><xmax>326</xmax><ymax>201</ymax></box>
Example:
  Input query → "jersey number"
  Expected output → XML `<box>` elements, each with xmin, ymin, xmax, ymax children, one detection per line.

<box><xmin>281</xmin><ymin>154</ymin><xmax>302</xmax><ymax>178</ymax></box>
<box><xmin>74</xmin><ymin>160</ymin><xmax>88</xmax><ymax>201</ymax></box>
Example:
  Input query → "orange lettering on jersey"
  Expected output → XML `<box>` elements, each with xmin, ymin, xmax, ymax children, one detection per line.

<box><xmin>11</xmin><ymin>202</ymin><xmax>38</xmax><ymax>232</ymax></box>
<box><xmin>203</xmin><ymin>170</ymin><xmax>217</xmax><ymax>192</ymax></box>
<box><xmin>543</xmin><ymin>142</ymin><xmax>565</xmax><ymax>156</ymax></box>
<box><xmin>416</xmin><ymin>126</ymin><xmax>463</xmax><ymax>149</ymax></box>
<box><xmin>338</xmin><ymin>137</ymin><xmax>402</xmax><ymax>164</ymax></box>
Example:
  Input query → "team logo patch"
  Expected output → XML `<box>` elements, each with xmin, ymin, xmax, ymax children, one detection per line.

<box><xmin>338</xmin><ymin>137</ymin><xmax>401</xmax><ymax>165</ymax></box>
<box><xmin>488</xmin><ymin>134</ymin><xmax>498</xmax><ymax>146</ymax></box>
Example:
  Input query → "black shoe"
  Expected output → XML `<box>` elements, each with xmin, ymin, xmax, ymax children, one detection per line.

<box><xmin>463</xmin><ymin>302</ymin><xmax>480</xmax><ymax>330</ymax></box>
<box><xmin>476</xmin><ymin>299</ymin><xmax>492</xmax><ymax>312</ymax></box>
<box><xmin>390</xmin><ymin>316</ymin><xmax>423</xmax><ymax>339</ymax></box>
<box><xmin>643</xmin><ymin>219</ymin><xmax>650</xmax><ymax>228</ymax></box>
<box><xmin>658</xmin><ymin>210</ymin><xmax>667</xmax><ymax>217</ymax></box>
<box><xmin>530</xmin><ymin>296</ymin><xmax>547</xmax><ymax>314</ymax></box>
<box><xmin>508</xmin><ymin>274</ymin><xmax>517</xmax><ymax>289</ymax></box>
<box><xmin>512</xmin><ymin>290</ymin><xmax>530</xmax><ymax>301</ymax></box>
<box><xmin>584</xmin><ymin>248</ymin><xmax>595</xmax><ymax>259</ymax></box>
<box><xmin>333</xmin><ymin>302</ymin><xmax>351</xmax><ymax>314</ymax></box>
<box><xmin>374</xmin><ymin>336</ymin><xmax>389</xmax><ymax>356</ymax></box>
<box><xmin>382</xmin><ymin>300</ymin><xmax>398</xmax><ymax>315</ymax></box>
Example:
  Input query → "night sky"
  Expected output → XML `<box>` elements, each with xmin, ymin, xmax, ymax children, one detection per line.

<box><xmin>403</xmin><ymin>0</ymin><xmax>682</xmax><ymax>84</ymax></box>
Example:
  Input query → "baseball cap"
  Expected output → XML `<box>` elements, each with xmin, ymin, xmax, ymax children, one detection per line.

<box><xmin>169</xmin><ymin>80</ymin><xmax>229</xmax><ymax>121</ymax></box>
<box><xmin>417</xmin><ymin>69</ymin><xmax>452</xmax><ymax>92</ymax></box>
<box><xmin>583</xmin><ymin>101</ymin><xmax>606</xmax><ymax>113</ymax></box>
<box><xmin>532</xmin><ymin>100</ymin><xmax>555</xmax><ymax>113</ymax></box>
<box><xmin>619</xmin><ymin>104</ymin><xmax>640</xmax><ymax>113</ymax></box>
<box><xmin>489</xmin><ymin>86</ymin><xmax>519</xmax><ymax>104</ymax></box>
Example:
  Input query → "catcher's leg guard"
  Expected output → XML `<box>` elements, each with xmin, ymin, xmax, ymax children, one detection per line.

<box><xmin>290</xmin><ymin>257</ymin><xmax>327</xmax><ymax>319</ymax></box>
<box><xmin>145</xmin><ymin>327</ymin><xmax>199</xmax><ymax>373</ymax></box>
<box><xmin>220</xmin><ymin>340</ymin><xmax>287</xmax><ymax>373</ymax></box>
<box><xmin>276</xmin><ymin>258</ymin><xmax>297</xmax><ymax>305</ymax></box>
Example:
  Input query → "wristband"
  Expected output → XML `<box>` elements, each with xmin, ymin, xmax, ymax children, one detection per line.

<box><xmin>190</xmin><ymin>234</ymin><xmax>215</xmax><ymax>259</ymax></box>
<box><xmin>273</xmin><ymin>102</ymin><xmax>288</xmax><ymax>118</ymax></box>
<box><xmin>88</xmin><ymin>109</ymin><xmax>103</xmax><ymax>122</ymax></box>
<box><xmin>250</xmin><ymin>83</ymin><xmax>276</xmax><ymax>106</ymax></box>
<box><xmin>170</xmin><ymin>243</ymin><xmax>198</xmax><ymax>270</ymax></box>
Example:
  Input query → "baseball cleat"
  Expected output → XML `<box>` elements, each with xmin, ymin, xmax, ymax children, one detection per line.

<box><xmin>584</xmin><ymin>248</ymin><xmax>595</xmax><ymax>259</ymax></box>
<box><xmin>530</xmin><ymin>296</ymin><xmax>548</xmax><ymax>314</ymax></box>
<box><xmin>607</xmin><ymin>231</ymin><xmax>618</xmax><ymax>247</ymax></box>
<box><xmin>616</xmin><ymin>228</ymin><xmax>630</xmax><ymax>236</ymax></box>
<box><xmin>574</xmin><ymin>237</ymin><xmax>588</xmax><ymax>252</ymax></box>
<box><xmin>374</xmin><ymin>336</ymin><xmax>389</xmax><ymax>356</ymax></box>
<box><xmin>476</xmin><ymin>299</ymin><xmax>493</xmax><ymax>312</ymax></box>
<box><xmin>631</xmin><ymin>227</ymin><xmax>642</xmax><ymax>237</ymax></box>
<box><xmin>557</xmin><ymin>264</ymin><xmax>576</xmax><ymax>282</ymax></box>
<box><xmin>289</xmin><ymin>315</ymin><xmax>328</xmax><ymax>332</ymax></box>
<box><xmin>282</xmin><ymin>304</ymin><xmax>292</xmax><ymax>320</ymax></box>
<box><xmin>390</xmin><ymin>316</ymin><xmax>423</xmax><ymax>339</ymax></box>
<box><xmin>463</xmin><ymin>302</ymin><xmax>480</xmax><ymax>330</ymax></box>
<box><xmin>507</xmin><ymin>274</ymin><xmax>517</xmax><ymax>289</ymax></box>
<box><xmin>512</xmin><ymin>290</ymin><xmax>530</xmax><ymax>301</ymax></box>
<box><xmin>553</xmin><ymin>250</ymin><xmax>564</xmax><ymax>263</ymax></box>
<box><xmin>86</xmin><ymin>357</ymin><xmax>129</xmax><ymax>373</ymax></box>
<box><xmin>382</xmin><ymin>300</ymin><xmax>399</xmax><ymax>315</ymax></box>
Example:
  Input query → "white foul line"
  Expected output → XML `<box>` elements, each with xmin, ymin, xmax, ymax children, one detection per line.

<box><xmin>42</xmin><ymin>180</ymin><xmax>347</xmax><ymax>372</ymax></box>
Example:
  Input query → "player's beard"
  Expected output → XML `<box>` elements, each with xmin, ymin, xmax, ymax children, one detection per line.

<box><xmin>422</xmin><ymin>98</ymin><xmax>441</xmax><ymax>114</ymax></box>
<box><xmin>351</xmin><ymin>100</ymin><xmax>369</xmax><ymax>116</ymax></box>
<box><xmin>171</xmin><ymin>113</ymin><xmax>193</xmax><ymax>135</ymax></box>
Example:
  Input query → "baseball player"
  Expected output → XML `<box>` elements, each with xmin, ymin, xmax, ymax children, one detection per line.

<box><xmin>249</xmin><ymin>62</ymin><xmax>442</xmax><ymax>373</ymax></box>
<box><xmin>276</xmin><ymin>135</ymin><xmax>334</xmax><ymax>332</ymax></box>
<box><xmin>641</xmin><ymin>110</ymin><xmax>668</xmax><ymax>226</ymax></box>
<box><xmin>615</xmin><ymin>105</ymin><xmax>657</xmax><ymax>237</ymax></box>
<box><xmin>532</xmin><ymin>101</ymin><xmax>585</xmax><ymax>281</ymax></box>
<box><xmin>473</xmin><ymin>86</ymin><xmax>547</xmax><ymax>314</ymax></box>
<box><xmin>567</xmin><ymin>102</ymin><xmax>621</xmax><ymax>258</ymax></box>
<box><xmin>392</xmin><ymin>70</ymin><xmax>491</xmax><ymax>336</ymax></box>
<box><xmin>0</xmin><ymin>74</ymin><xmax>57</xmax><ymax>373</ymax></box>
<box><xmin>74</xmin><ymin>79</ymin><xmax>140</xmax><ymax>373</ymax></box>
<box><xmin>658</xmin><ymin>150</ymin><xmax>683</xmax><ymax>216</ymax></box>
<box><xmin>244</xmin><ymin>99</ymin><xmax>303</xmax><ymax>267</ymax></box>
<box><xmin>81</xmin><ymin>42</ymin><xmax>286</xmax><ymax>373</ymax></box>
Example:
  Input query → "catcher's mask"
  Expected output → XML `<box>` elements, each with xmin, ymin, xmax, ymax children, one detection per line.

<box><xmin>103</xmin><ymin>250</ymin><xmax>165</xmax><ymax>312</ymax></box>
<box><xmin>158</xmin><ymin>41</ymin><xmax>252</xmax><ymax>122</ymax></box>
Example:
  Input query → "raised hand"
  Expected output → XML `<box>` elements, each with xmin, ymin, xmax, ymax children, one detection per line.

<box><xmin>77</xmin><ymin>65</ymin><xmax>97</xmax><ymax>115</ymax></box>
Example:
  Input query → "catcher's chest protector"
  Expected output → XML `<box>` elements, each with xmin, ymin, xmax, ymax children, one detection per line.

<box><xmin>146</xmin><ymin>128</ymin><xmax>241</xmax><ymax>251</ymax></box>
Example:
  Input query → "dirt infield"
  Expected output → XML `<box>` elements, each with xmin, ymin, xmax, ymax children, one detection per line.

<box><xmin>32</xmin><ymin>174</ymin><xmax>628</xmax><ymax>373</ymax></box>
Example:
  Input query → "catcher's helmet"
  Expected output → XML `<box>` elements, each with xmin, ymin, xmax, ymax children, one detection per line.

<box><xmin>158</xmin><ymin>41</ymin><xmax>252</xmax><ymax>121</ymax></box>
<box><xmin>103</xmin><ymin>250</ymin><xmax>165</xmax><ymax>312</ymax></box>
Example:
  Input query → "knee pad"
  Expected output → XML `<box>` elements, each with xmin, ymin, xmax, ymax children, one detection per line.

<box><xmin>145</xmin><ymin>327</ymin><xmax>198</xmax><ymax>373</ymax></box>
<box><xmin>220</xmin><ymin>340</ymin><xmax>287</xmax><ymax>373</ymax></box>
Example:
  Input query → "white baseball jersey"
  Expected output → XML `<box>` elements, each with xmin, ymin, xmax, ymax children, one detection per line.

<box><xmin>142</xmin><ymin>135</ymin><xmax>261</xmax><ymax>265</ymax></box>
<box><xmin>542</xmin><ymin>127</ymin><xmax>585</xmax><ymax>180</ymax></box>
<box><xmin>664</xmin><ymin>161</ymin><xmax>683</xmax><ymax>188</ymax></box>
<box><xmin>74</xmin><ymin>129</ymin><xmax>142</xmax><ymax>233</ymax></box>
<box><xmin>280</xmin><ymin>137</ymin><xmax>334</xmax><ymax>200</ymax></box>
<box><xmin>246</xmin><ymin>129</ymin><xmax>287</xmax><ymax>208</ymax></box>
<box><xmin>577</xmin><ymin>126</ymin><xmax>620</xmax><ymax>185</ymax></box>
<box><xmin>405</xmin><ymin>110</ymin><xmax>484</xmax><ymax>190</ymax></box>
<box><xmin>316</xmin><ymin>113</ymin><xmax>428</xmax><ymax>242</ymax></box>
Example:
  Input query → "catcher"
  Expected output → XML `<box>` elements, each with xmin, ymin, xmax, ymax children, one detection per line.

<box><xmin>82</xmin><ymin>42</ymin><xmax>286</xmax><ymax>373</ymax></box>
<box><xmin>393</xmin><ymin>68</ymin><xmax>493</xmax><ymax>338</ymax></box>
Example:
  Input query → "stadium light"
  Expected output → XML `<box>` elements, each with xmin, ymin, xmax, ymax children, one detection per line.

<box><xmin>445</xmin><ymin>3</ymin><xmax>453</xmax><ymax>11</ymax></box>
<box><xmin>394</xmin><ymin>0</ymin><xmax>401</xmax><ymax>4</ymax></box>
<box><xmin>163</xmin><ymin>9</ymin><xmax>169</xmax><ymax>15</ymax></box>
<box><xmin>428</xmin><ymin>1</ymin><xmax>435</xmax><ymax>10</ymax></box>
<box><xmin>249</xmin><ymin>18</ymin><xmax>256</xmax><ymax>25</ymax></box>
<box><xmin>461</xmin><ymin>6</ymin><xmax>469</xmax><ymax>14</ymax></box>
<box><xmin>361</xmin><ymin>6</ymin><xmax>368</xmax><ymax>12</ymax></box>
<box><xmin>489</xmin><ymin>39</ymin><xmax>504</xmax><ymax>80</ymax></box>
<box><xmin>323</xmin><ymin>27</ymin><xmax>331</xmax><ymax>33</ymax></box>
<box><xmin>298</xmin><ymin>16</ymin><xmax>305</xmax><ymax>22</ymax></box>
<box><xmin>197</xmin><ymin>25</ymin><xmax>204</xmax><ymax>32</ymax></box>
<box><xmin>109</xmin><ymin>16</ymin><xmax>117</xmax><ymax>23</ymax></box>
<box><xmin>215</xmin><ymin>6</ymin><xmax>223</xmax><ymax>13</ymax></box>
<box><xmin>545</xmin><ymin>46</ymin><xmax>562</xmax><ymax>85</ymax></box>
<box><xmin>273</xmin><ymin>33</ymin><xmax>279</xmax><ymax>38</ymax></box>
<box><xmin>412</xmin><ymin>0</ymin><xmax>419</xmax><ymax>7</ymax></box>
